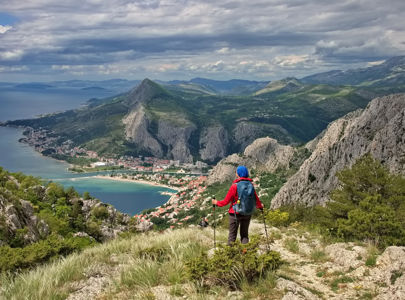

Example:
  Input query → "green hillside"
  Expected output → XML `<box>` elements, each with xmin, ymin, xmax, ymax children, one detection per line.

<box><xmin>0</xmin><ymin>167</ymin><xmax>131</xmax><ymax>273</ymax></box>
<box><xmin>5</xmin><ymin>57</ymin><xmax>405</xmax><ymax>162</ymax></box>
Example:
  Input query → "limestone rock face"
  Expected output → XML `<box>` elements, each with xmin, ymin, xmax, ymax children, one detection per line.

<box><xmin>233</xmin><ymin>122</ymin><xmax>266</xmax><ymax>151</ymax></box>
<box><xmin>207</xmin><ymin>137</ymin><xmax>296</xmax><ymax>185</ymax></box>
<box><xmin>0</xmin><ymin>194</ymin><xmax>49</xmax><ymax>245</ymax></box>
<box><xmin>271</xmin><ymin>94</ymin><xmax>405</xmax><ymax>208</ymax></box>
<box><xmin>207</xmin><ymin>154</ymin><xmax>244</xmax><ymax>185</ymax></box>
<box><xmin>123</xmin><ymin>105</ymin><xmax>163</xmax><ymax>157</ymax></box>
<box><xmin>79</xmin><ymin>200</ymin><xmax>132</xmax><ymax>241</ymax></box>
<box><xmin>199</xmin><ymin>126</ymin><xmax>229</xmax><ymax>163</ymax></box>
<box><xmin>135</xmin><ymin>220</ymin><xmax>154</xmax><ymax>232</ymax></box>
<box><xmin>376</xmin><ymin>247</ymin><xmax>405</xmax><ymax>300</ymax></box>
<box><xmin>157</xmin><ymin>120</ymin><xmax>196</xmax><ymax>163</ymax></box>
<box><xmin>277</xmin><ymin>278</ymin><xmax>321</xmax><ymax>300</ymax></box>
<box><xmin>244</xmin><ymin>137</ymin><xmax>295</xmax><ymax>172</ymax></box>
<box><xmin>324</xmin><ymin>243</ymin><xmax>368</xmax><ymax>272</ymax></box>
<box><xmin>233</xmin><ymin>121</ymin><xmax>292</xmax><ymax>151</ymax></box>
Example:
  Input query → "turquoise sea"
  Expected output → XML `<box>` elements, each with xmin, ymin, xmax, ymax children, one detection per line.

<box><xmin>0</xmin><ymin>89</ymin><xmax>175</xmax><ymax>215</ymax></box>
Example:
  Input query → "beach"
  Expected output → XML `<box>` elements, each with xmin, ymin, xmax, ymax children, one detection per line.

<box><xmin>93</xmin><ymin>175</ymin><xmax>181</xmax><ymax>191</ymax></box>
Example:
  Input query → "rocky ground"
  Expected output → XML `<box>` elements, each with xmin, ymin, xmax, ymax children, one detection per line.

<box><xmin>63</xmin><ymin>221</ymin><xmax>405</xmax><ymax>300</ymax></box>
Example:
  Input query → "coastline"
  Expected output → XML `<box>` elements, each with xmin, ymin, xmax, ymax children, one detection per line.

<box><xmin>8</xmin><ymin>125</ymin><xmax>75</xmax><ymax>170</ymax></box>
<box><xmin>93</xmin><ymin>175</ymin><xmax>181</xmax><ymax>191</ymax></box>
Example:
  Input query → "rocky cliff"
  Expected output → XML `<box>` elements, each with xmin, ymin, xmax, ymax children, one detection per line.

<box><xmin>123</xmin><ymin>105</ymin><xmax>164</xmax><ymax>157</ymax></box>
<box><xmin>199</xmin><ymin>125</ymin><xmax>229</xmax><ymax>162</ymax></box>
<box><xmin>0</xmin><ymin>190</ymin><xmax>49</xmax><ymax>246</ymax></box>
<box><xmin>122</xmin><ymin>79</ymin><xmax>197</xmax><ymax>162</ymax></box>
<box><xmin>157</xmin><ymin>119</ymin><xmax>196</xmax><ymax>163</ymax></box>
<box><xmin>207</xmin><ymin>137</ymin><xmax>297</xmax><ymax>184</ymax></box>
<box><xmin>271</xmin><ymin>93</ymin><xmax>405</xmax><ymax>208</ymax></box>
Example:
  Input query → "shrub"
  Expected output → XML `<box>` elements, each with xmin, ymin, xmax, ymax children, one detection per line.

<box><xmin>0</xmin><ymin>235</ymin><xmax>95</xmax><ymax>272</ymax></box>
<box><xmin>91</xmin><ymin>205</ymin><xmax>109</xmax><ymax>219</ymax></box>
<box><xmin>9</xmin><ymin>228</ymin><xmax>28</xmax><ymax>248</ymax></box>
<box><xmin>86</xmin><ymin>221</ymin><xmax>103</xmax><ymax>241</ymax></box>
<box><xmin>38</xmin><ymin>209</ymin><xmax>72</xmax><ymax>236</ymax></box>
<box><xmin>185</xmin><ymin>236</ymin><xmax>281</xmax><ymax>289</ymax></box>
<box><xmin>266</xmin><ymin>209</ymin><xmax>289</xmax><ymax>227</ymax></box>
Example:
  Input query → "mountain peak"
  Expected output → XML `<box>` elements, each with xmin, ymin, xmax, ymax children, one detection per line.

<box><xmin>126</xmin><ymin>78</ymin><xmax>169</xmax><ymax>107</ymax></box>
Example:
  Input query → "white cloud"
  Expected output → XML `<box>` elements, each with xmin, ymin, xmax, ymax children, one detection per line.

<box><xmin>0</xmin><ymin>65</ymin><xmax>28</xmax><ymax>72</ymax></box>
<box><xmin>367</xmin><ymin>60</ymin><xmax>385</xmax><ymax>66</ymax></box>
<box><xmin>0</xmin><ymin>25</ymin><xmax>12</xmax><ymax>34</ymax></box>
<box><xmin>0</xmin><ymin>49</ymin><xmax>24</xmax><ymax>61</ymax></box>
<box><xmin>216</xmin><ymin>47</ymin><xmax>230</xmax><ymax>54</ymax></box>
<box><xmin>273</xmin><ymin>55</ymin><xmax>311</xmax><ymax>67</ymax></box>
<box><xmin>0</xmin><ymin>0</ymin><xmax>404</xmax><ymax>80</ymax></box>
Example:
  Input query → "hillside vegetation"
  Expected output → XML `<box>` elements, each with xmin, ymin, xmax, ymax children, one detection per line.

<box><xmin>7</xmin><ymin>57</ymin><xmax>405</xmax><ymax>163</ymax></box>
<box><xmin>1</xmin><ymin>153</ymin><xmax>405</xmax><ymax>299</ymax></box>
<box><xmin>0</xmin><ymin>167</ymin><xmax>131</xmax><ymax>273</ymax></box>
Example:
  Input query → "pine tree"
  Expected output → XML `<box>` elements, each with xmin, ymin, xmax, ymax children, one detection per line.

<box><xmin>327</xmin><ymin>154</ymin><xmax>405</xmax><ymax>248</ymax></box>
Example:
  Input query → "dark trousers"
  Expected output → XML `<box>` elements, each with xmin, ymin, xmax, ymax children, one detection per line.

<box><xmin>228</xmin><ymin>213</ymin><xmax>251</xmax><ymax>245</ymax></box>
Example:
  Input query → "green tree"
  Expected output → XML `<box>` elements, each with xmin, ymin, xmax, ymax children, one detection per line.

<box><xmin>83</xmin><ymin>191</ymin><xmax>91</xmax><ymax>200</ymax></box>
<box><xmin>327</xmin><ymin>154</ymin><xmax>405</xmax><ymax>248</ymax></box>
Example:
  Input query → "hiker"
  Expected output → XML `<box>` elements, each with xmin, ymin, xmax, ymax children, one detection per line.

<box><xmin>212</xmin><ymin>165</ymin><xmax>263</xmax><ymax>245</ymax></box>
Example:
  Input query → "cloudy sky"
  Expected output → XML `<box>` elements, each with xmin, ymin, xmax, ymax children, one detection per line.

<box><xmin>1</xmin><ymin>0</ymin><xmax>404</xmax><ymax>82</ymax></box>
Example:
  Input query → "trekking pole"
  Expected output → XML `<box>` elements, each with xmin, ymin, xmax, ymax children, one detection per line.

<box><xmin>212</xmin><ymin>196</ymin><xmax>216</xmax><ymax>249</ymax></box>
<box><xmin>261</xmin><ymin>208</ymin><xmax>270</xmax><ymax>252</ymax></box>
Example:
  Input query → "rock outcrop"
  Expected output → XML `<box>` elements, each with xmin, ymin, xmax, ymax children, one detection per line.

<box><xmin>271</xmin><ymin>94</ymin><xmax>405</xmax><ymax>208</ymax></box>
<box><xmin>78</xmin><ymin>199</ymin><xmax>132</xmax><ymax>241</ymax></box>
<box><xmin>207</xmin><ymin>137</ymin><xmax>296</xmax><ymax>184</ymax></box>
<box><xmin>0</xmin><ymin>192</ymin><xmax>49</xmax><ymax>245</ymax></box>
<box><xmin>232</xmin><ymin>122</ymin><xmax>293</xmax><ymax>151</ymax></box>
<box><xmin>199</xmin><ymin>126</ymin><xmax>229</xmax><ymax>162</ymax></box>
<box><xmin>244</xmin><ymin>137</ymin><xmax>295</xmax><ymax>171</ymax></box>
<box><xmin>123</xmin><ymin>105</ymin><xmax>164</xmax><ymax>157</ymax></box>
<box><xmin>0</xmin><ymin>172</ymin><xmax>134</xmax><ymax>247</ymax></box>
<box><xmin>157</xmin><ymin>119</ymin><xmax>196</xmax><ymax>163</ymax></box>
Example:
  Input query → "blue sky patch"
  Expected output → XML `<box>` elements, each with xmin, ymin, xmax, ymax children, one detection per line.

<box><xmin>0</xmin><ymin>12</ymin><xmax>18</xmax><ymax>26</ymax></box>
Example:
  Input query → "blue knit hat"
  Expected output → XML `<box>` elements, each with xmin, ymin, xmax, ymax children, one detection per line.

<box><xmin>236</xmin><ymin>165</ymin><xmax>249</xmax><ymax>178</ymax></box>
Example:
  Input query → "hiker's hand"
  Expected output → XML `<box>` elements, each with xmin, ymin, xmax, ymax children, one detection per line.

<box><xmin>259</xmin><ymin>207</ymin><xmax>264</xmax><ymax>211</ymax></box>
<box><xmin>212</xmin><ymin>199</ymin><xmax>218</xmax><ymax>205</ymax></box>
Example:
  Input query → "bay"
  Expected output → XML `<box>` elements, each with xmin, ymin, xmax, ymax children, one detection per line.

<box><xmin>0</xmin><ymin>89</ymin><xmax>175</xmax><ymax>215</ymax></box>
<box><xmin>0</xmin><ymin>88</ymin><xmax>113</xmax><ymax>122</ymax></box>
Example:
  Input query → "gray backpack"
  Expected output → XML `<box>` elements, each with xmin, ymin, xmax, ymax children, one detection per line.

<box><xmin>233</xmin><ymin>181</ymin><xmax>256</xmax><ymax>215</ymax></box>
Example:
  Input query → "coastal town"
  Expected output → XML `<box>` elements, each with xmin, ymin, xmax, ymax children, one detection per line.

<box><xmin>16</xmin><ymin>126</ymin><xmax>218</xmax><ymax>230</ymax></box>
<box><xmin>18</xmin><ymin>127</ymin><xmax>209</xmax><ymax>173</ymax></box>
<box><xmin>133</xmin><ymin>174</ymin><xmax>213</xmax><ymax>230</ymax></box>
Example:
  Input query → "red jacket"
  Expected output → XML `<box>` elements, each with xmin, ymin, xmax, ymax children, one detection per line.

<box><xmin>216</xmin><ymin>177</ymin><xmax>263</xmax><ymax>214</ymax></box>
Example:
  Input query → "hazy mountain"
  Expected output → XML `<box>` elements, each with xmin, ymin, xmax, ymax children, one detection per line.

<box><xmin>0</xmin><ymin>79</ymin><xmax>141</xmax><ymax>94</ymax></box>
<box><xmin>188</xmin><ymin>78</ymin><xmax>269</xmax><ymax>95</ymax></box>
<box><xmin>301</xmin><ymin>56</ymin><xmax>405</xmax><ymax>86</ymax></box>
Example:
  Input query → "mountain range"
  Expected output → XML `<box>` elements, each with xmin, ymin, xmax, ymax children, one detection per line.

<box><xmin>4</xmin><ymin>56</ymin><xmax>405</xmax><ymax>164</ymax></box>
